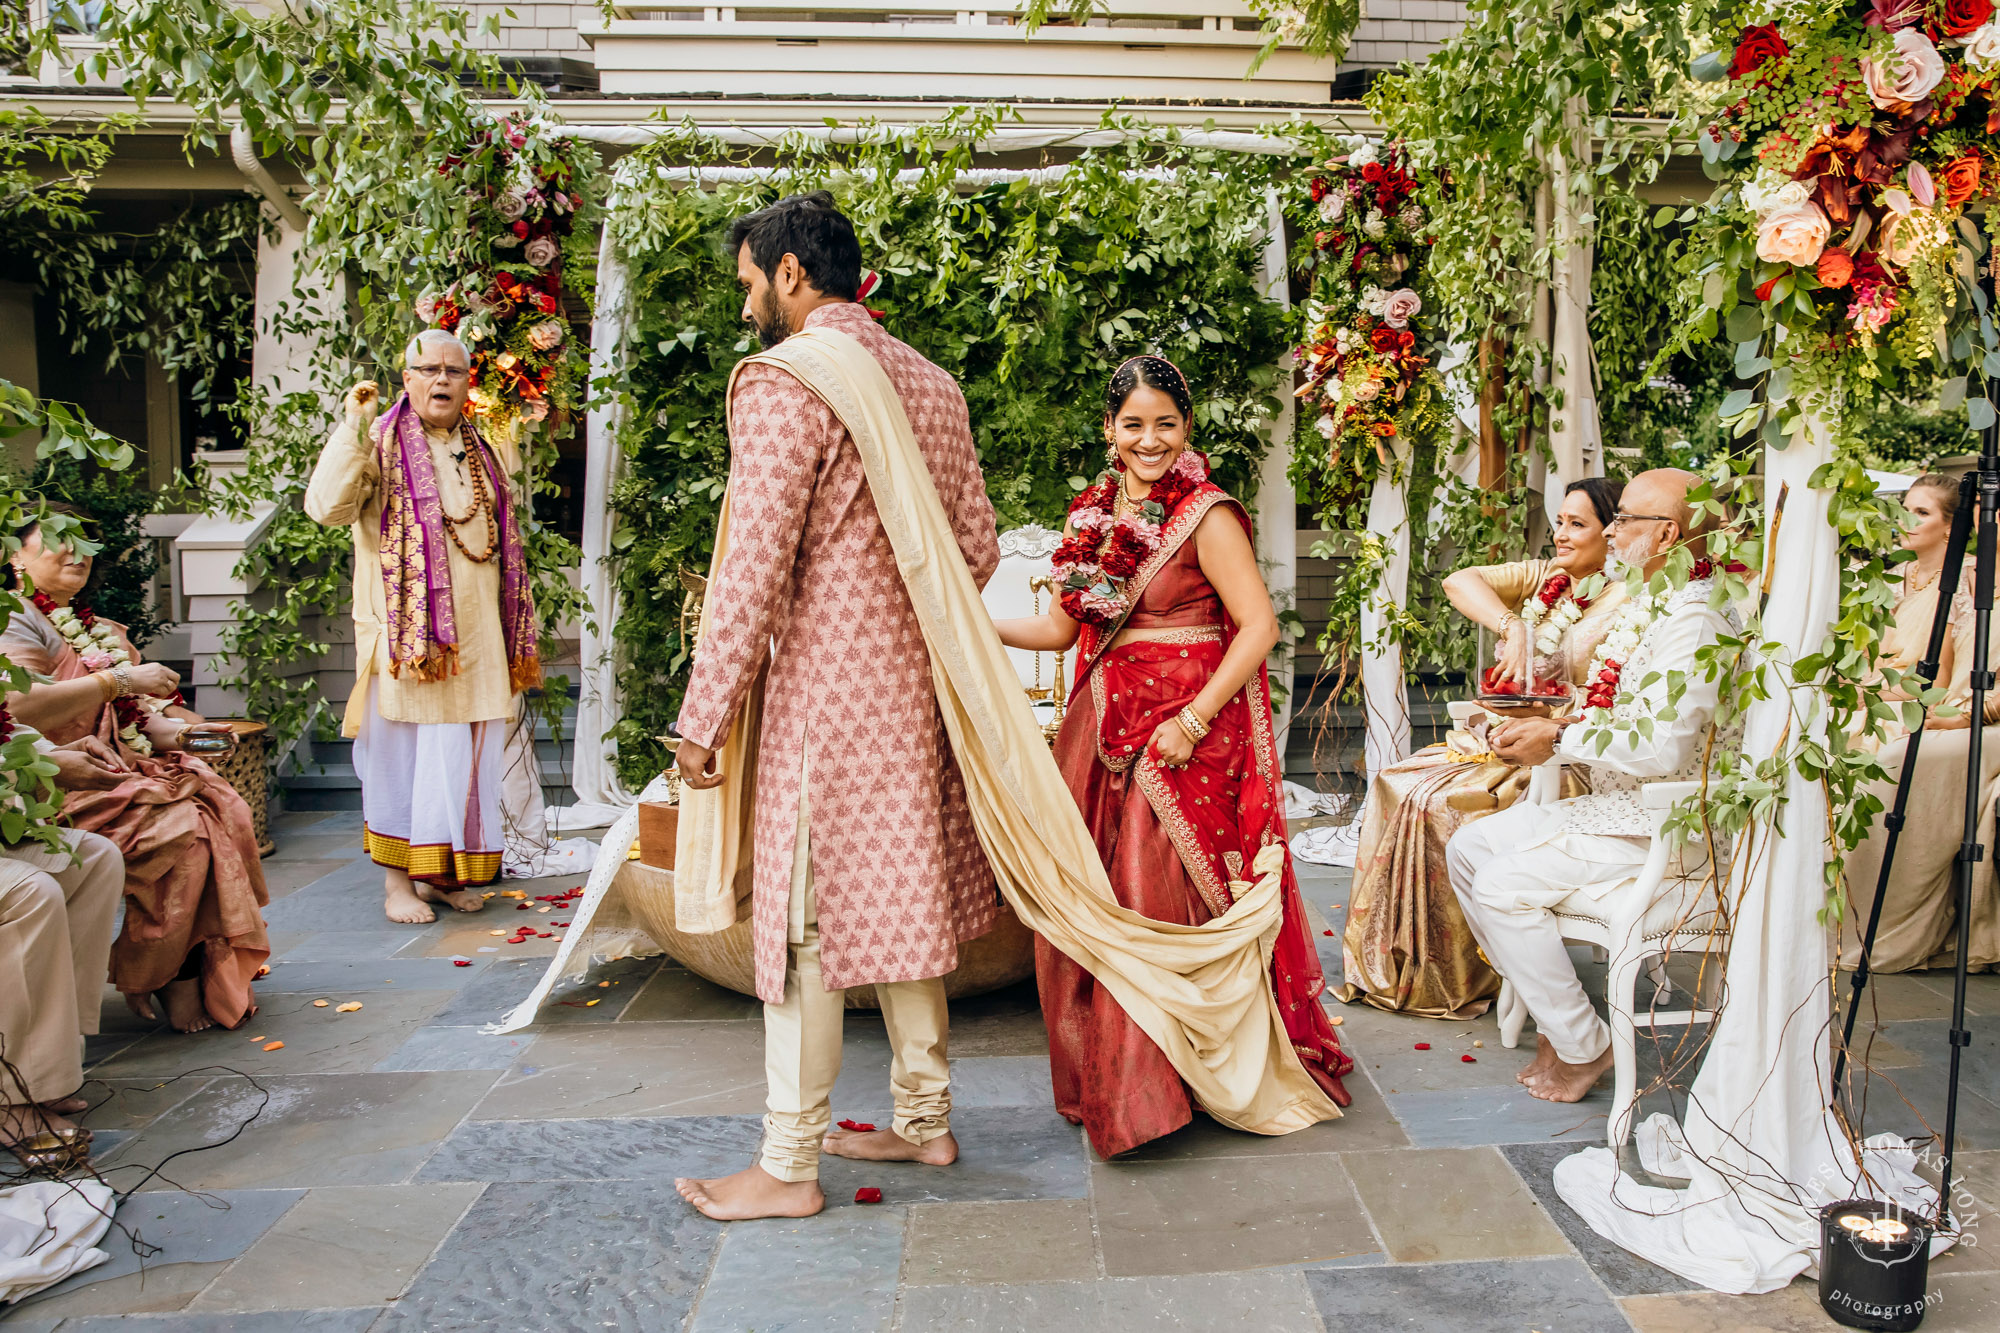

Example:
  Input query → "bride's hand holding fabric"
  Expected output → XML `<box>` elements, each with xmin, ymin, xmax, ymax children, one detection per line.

<box><xmin>1148</xmin><ymin>717</ymin><xmax>1196</xmax><ymax>768</ymax></box>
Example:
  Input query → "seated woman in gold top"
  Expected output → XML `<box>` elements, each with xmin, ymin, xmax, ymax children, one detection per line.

<box><xmin>1844</xmin><ymin>474</ymin><xmax>1998</xmax><ymax>975</ymax></box>
<box><xmin>1338</xmin><ymin>477</ymin><xmax>1626</xmax><ymax>1020</ymax></box>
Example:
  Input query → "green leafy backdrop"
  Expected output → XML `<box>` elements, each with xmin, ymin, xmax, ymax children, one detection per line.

<box><xmin>602</xmin><ymin>120</ymin><xmax>1296</xmax><ymax>787</ymax></box>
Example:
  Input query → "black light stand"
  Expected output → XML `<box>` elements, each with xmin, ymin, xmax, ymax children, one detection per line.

<box><xmin>1832</xmin><ymin>383</ymin><xmax>1995</xmax><ymax>1237</ymax></box>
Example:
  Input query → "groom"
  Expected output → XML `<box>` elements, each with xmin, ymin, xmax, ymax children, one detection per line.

<box><xmin>672</xmin><ymin>192</ymin><xmax>1002</xmax><ymax>1220</ymax></box>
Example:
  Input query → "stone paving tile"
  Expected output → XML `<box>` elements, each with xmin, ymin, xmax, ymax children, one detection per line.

<box><xmin>258</xmin><ymin>957</ymin><xmax>492</xmax><ymax>993</ymax></box>
<box><xmin>1336</xmin><ymin>1005</ymin><xmax>1519</xmax><ymax>1092</ymax></box>
<box><xmin>257</xmin><ymin>856</ymin><xmax>396</xmax><ymax>931</ymax></box>
<box><xmin>1886</xmin><ymin>1017</ymin><xmax>2000</xmax><ymax>1104</ymax></box>
<box><xmin>7</xmin><ymin>1188</ymin><xmax>303</xmax><ymax>1319</ymax></box>
<box><xmin>939</xmin><ymin>1055</ymin><xmax>1056</xmax><ymax>1108</ymax></box>
<box><xmin>895</xmin><ymin>1271</ymin><xmax>1327</xmax><ymax>1331</ymax></box>
<box><xmin>56</xmin><ymin>1314</ymin><xmax>385</xmax><ymax>1332</ymax></box>
<box><xmin>1959</xmin><ymin>1147</ymin><xmax>2000</xmax><ymax>1211</ymax></box>
<box><xmin>75</xmin><ymin>1076</ymin><xmax>217</xmax><ymax>1132</ymax></box>
<box><xmin>403</xmin><ymin>919</ymin><xmax>565</xmax><ymax>961</ymax></box>
<box><xmin>1842</xmin><ymin>1049</ymin><xmax>2000</xmax><ymax>1151</ymax></box>
<box><xmin>1341</xmin><ymin>1145</ymin><xmax>1570</xmax><ymax>1262</ymax></box>
<box><xmin>100</xmin><ymin>1071</ymin><xmax>497</xmax><ymax>1192</ymax></box>
<box><xmin>374</xmin><ymin>1179</ymin><xmax>720</xmax><ymax>1333</ymax></box>
<box><xmin>1500</xmin><ymin>1140</ymin><xmax>1701</xmax><ymax>1297</ymax></box>
<box><xmin>423</xmin><ymin>954</ymin><xmax>660</xmax><ymax>1028</ymax></box>
<box><xmin>689</xmin><ymin>1206</ymin><xmax>903</xmax><ymax>1333</ymax></box>
<box><xmin>1093</xmin><ymin>1151</ymin><xmax>1378</xmax><ymax>1276</ymax></box>
<box><xmin>263</xmin><ymin>832</ymin><xmax>371</xmax><ymax>862</ymax></box>
<box><xmin>92</xmin><ymin>988</ymin><xmax>459</xmax><ymax>1080</ymax></box>
<box><xmin>1384</xmin><ymin>1082</ymin><xmax>1616</xmax><ymax>1148</ymax></box>
<box><xmin>901</xmin><ymin>1199</ymin><xmax>1097</xmax><ymax>1286</ymax></box>
<box><xmin>1303</xmin><ymin>1256</ymin><xmax>1632</xmax><ymax>1332</ymax></box>
<box><xmin>262</xmin><ymin>858</ymin><xmax>358</xmax><ymax>900</ymax></box>
<box><xmin>470</xmin><ymin>1021</ymin><xmax>766</xmax><ymax>1119</ymax></box>
<box><xmin>618</xmin><ymin>962</ymin><xmax>766</xmax><ymax>1023</ymax></box>
<box><xmin>277</xmin><ymin>930</ymin><xmax>425</xmax><ymax>962</ymax></box>
<box><xmin>188</xmin><ymin>1183</ymin><xmax>484</xmax><ymax>1313</ymax></box>
<box><xmin>417</xmin><ymin>1107</ymin><xmax>1092</xmax><ymax>1205</ymax></box>
<box><xmin>936</xmin><ymin>981</ymin><xmax>1050</xmax><ymax>1058</ymax></box>
<box><xmin>1113</xmin><ymin>1066</ymin><xmax>1409</xmax><ymax>1161</ymax></box>
<box><xmin>372</xmin><ymin>1025</ymin><xmax>536</xmax><ymax>1073</ymax></box>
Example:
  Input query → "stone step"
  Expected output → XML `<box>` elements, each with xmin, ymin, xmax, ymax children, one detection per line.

<box><xmin>278</xmin><ymin>759</ymin><xmax>581</xmax><ymax>813</ymax></box>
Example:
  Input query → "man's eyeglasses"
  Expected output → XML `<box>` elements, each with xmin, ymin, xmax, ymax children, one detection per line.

<box><xmin>410</xmin><ymin>364</ymin><xmax>470</xmax><ymax>383</ymax></box>
<box><xmin>1607</xmin><ymin>511</ymin><xmax>1676</xmax><ymax>528</ymax></box>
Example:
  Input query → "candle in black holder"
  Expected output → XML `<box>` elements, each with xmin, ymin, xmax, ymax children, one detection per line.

<box><xmin>1818</xmin><ymin>1199</ymin><xmax>1935</xmax><ymax>1332</ymax></box>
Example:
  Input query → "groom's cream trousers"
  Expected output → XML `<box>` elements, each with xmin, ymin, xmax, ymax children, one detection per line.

<box><xmin>760</xmin><ymin>753</ymin><xmax>951</xmax><ymax>1184</ymax></box>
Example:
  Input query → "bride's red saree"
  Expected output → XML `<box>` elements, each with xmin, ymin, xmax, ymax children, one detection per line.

<box><xmin>1041</xmin><ymin>484</ymin><xmax>1352</xmax><ymax>1158</ymax></box>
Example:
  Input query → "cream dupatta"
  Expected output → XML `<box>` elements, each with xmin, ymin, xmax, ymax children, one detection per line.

<box><xmin>675</xmin><ymin>327</ymin><xmax>1337</xmax><ymax>1137</ymax></box>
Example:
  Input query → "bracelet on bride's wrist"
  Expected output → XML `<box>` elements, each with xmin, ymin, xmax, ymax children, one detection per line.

<box><xmin>1175</xmin><ymin>705</ymin><xmax>1210</xmax><ymax>745</ymax></box>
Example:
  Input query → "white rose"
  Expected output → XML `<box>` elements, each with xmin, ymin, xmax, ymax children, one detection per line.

<box><xmin>1967</xmin><ymin>20</ymin><xmax>2000</xmax><ymax>70</ymax></box>
<box><xmin>1314</xmin><ymin>412</ymin><xmax>1338</xmax><ymax>439</ymax></box>
<box><xmin>1363</xmin><ymin>214</ymin><xmax>1387</xmax><ymax>239</ymax></box>
<box><xmin>1318</xmin><ymin>193</ymin><xmax>1345</xmax><ymax>222</ymax></box>
<box><xmin>1360</xmin><ymin>285</ymin><xmax>1389</xmax><ymax>316</ymax></box>
<box><xmin>1349</xmin><ymin>139</ymin><xmax>1379</xmax><ymax>167</ymax></box>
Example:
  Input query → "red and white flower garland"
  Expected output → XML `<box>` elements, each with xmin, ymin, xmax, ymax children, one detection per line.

<box><xmin>1051</xmin><ymin>450</ymin><xmax>1208</xmax><ymax>627</ymax></box>
<box><xmin>34</xmin><ymin>590</ymin><xmax>167</xmax><ymax>756</ymax></box>
<box><xmin>1521</xmin><ymin>571</ymin><xmax>1599</xmax><ymax>658</ymax></box>
<box><xmin>1578</xmin><ymin>560</ymin><xmax>1730</xmax><ymax>716</ymax></box>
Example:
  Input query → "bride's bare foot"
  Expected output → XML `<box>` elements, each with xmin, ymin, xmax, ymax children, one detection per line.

<box><xmin>161</xmin><ymin>978</ymin><xmax>213</xmax><ymax>1034</ymax></box>
<box><xmin>1524</xmin><ymin>1045</ymin><xmax>1614</xmax><ymax>1103</ymax></box>
<box><xmin>1517</xmin><ymin>1034</ymin><xmax>1560</xmax><ymax>1086</ymax></box>
<box><xmin>384</xmin><ymin>868</ymin><xmax>434</xmax><ymax>924</ymax></box>
<box><xmin>416</xmin><ymin>884</ymin><xmax>486</xmax><ymax>914</ymax></box>
<box><xmin>823</xmin><ymin>1127</ymin><xmax>958</xmax><ymax>1165</ymax></box>
<box><xmin>675</xmin><ymin>1164</ymin><xmax>824</xmax><ymax>1220</ymax></box>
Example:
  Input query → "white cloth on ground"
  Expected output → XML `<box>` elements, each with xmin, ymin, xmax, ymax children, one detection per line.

<box><xmin>496</xmin><ymin>702</ymin><xmax>600</xmax><ymax>879</ymax></box>
<box><xmin>355</xmin><ymin>677</ymin><xmax>505</xmax><ymax>882</ymax></box>
<box><xmin>1445</xmin><ymin>801</ymin><xmax>1648</xmax><ymax>1063</ymax></box>
<box><xmin>0</xmin><ymin>1179</ymin><xmax>115</xmax><ymax>1304</ymax></box>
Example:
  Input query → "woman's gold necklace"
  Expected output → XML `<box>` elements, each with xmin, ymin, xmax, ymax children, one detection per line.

<box><xmin>1904</xmin><ymin>563</ymin><xmax>1943</xmax><ymax>598</ymax></box>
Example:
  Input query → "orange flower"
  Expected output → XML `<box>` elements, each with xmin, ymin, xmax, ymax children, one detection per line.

<box><xmin>1936</xmin><ymin>155</ymin><xmax>1983</xmax><ymax>208</ymax></box>
<box><xmin>1370</xmin><ymin>421</ymin><xmax>1398</xmax><ymax>437</ymax></box>
<box><xmin>1817</xmin><ymin>249</ymin><xmax>1855</xmax><ymax>288</ymax></box>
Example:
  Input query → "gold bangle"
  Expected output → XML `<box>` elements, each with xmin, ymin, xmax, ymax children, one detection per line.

<box><xmin>1176</xmin><ymin>705</ymin><xmax>1210</xmax><ymax>744</ymax></box>
<box><xmin>94</xmin><ymin>670</ymin><xmax>116</xmax><ymax>703</ymax></box>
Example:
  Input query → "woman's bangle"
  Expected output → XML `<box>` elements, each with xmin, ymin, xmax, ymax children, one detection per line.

<box><xmin>110</xmin><ymin>663</ymin><xmax>134</xmax><ymax>697</ymax></box>
<box><xmin>94</xmin><ymin>670</ymin><xmax>117</xmax><ymax>703</ymax></box>
<box><xmin>1176</xmin><ymin>705</ymin><xmax>1211</xmax><ymax>745</ymax></box>
<box><xmin>1495</xmin><ymin>612</ymin><xmax>1522</xmax><ymax>636</ymax></box>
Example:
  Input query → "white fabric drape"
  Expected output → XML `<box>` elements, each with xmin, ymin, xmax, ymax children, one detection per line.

<box><xmin>0</xmin><ymin>1180</ymin><xmax>115</xmax><ymax>1304</ymax></box>
<box><xmin>1552</xmin><ymin>407</ymin><xmax>1939</xmax><ymax>1292</ymax></box>
<box><xmin>1360</xmin><ymin>463</ymin><xmax>1412</xmax><ymax>781</ymax></box>
<box><xmin>1258</xmin><ymin>186</ymin><xmax>1298</xmax><ymax>756</ymax></box>
<box><xmin>1544</xmin><ymin>106</ymin><xmax>1603</xmax><ymax>527</ymax></box>
<box><xmin>555</xmin><ymin>182</ymin><xmax>639</xmax><ymax>833</ymax></box>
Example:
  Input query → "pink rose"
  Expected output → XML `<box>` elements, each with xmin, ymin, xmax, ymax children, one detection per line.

<box><xmin>1350</xmin><ymin>376</ymin><xmax>1383</xmax><ymax>403</ymax></box>
<box><xmin>528</xmin><ymin>318</ymin><xmax>566</xmax><ymax>351</ymax></box>
<box><xmin>1863</xmin><ymin>29</ymin><xmax>1945</xmax><ymax>109</ymax></box>
<box><xmin>523</xmin><ymin>399</ymin><xmax>550</xmax><ymax>423</ymax></box>
<box><xmin>1381</xmin><ymin>288</ymin><xmax>1422</xmax><ymax>328</ymax></box>
<box><xmin>415</xmin><ymin>293</ymin><xmax>437</xmax><ymax>322</ymax></box>
<box><xmin>1755</xmin><ymin>200</ymin><xmax>1832</xmax><ymax>266</ymax></box>
<box><xmin>494</xmin><ymin>186</ymin><xmax>529</xmax><ymax>222</ymax></box>
<box><xmin>80</xmin><ymin>650</ymin><xmax>115</xmax><ymax>670</ymax></box>
<box><xmin>524</xmin><ymin>235</ymin><xmax>561</xmax><ymax>268</ymax></box>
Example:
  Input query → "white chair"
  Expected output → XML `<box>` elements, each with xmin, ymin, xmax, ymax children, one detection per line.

<box><xmin>1488</xmin><ymin>767</ymin><xmax>1731</xmax><ymax>1148</ymax></box>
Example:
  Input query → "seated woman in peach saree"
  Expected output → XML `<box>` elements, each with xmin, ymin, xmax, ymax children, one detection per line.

<box><xmin>1338</xmin><ymin>477</ymin><xmax>1625</xmax><ymax>1020</ymax></box>
<box><xmin>2</xmin><ymin>512</ymin><xmax>269</xmax><ymax>1034</ymax></box>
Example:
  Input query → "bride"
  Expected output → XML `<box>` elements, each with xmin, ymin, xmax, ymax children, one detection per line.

<box><xmin>995</xmin><ymin>354</ymin><xmax>1352</xmax><ymax>1158</ymax></box>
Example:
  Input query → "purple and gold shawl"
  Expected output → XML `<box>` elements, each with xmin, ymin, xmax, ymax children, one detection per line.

<box><xmin>374</xmin><ymin>393</ymin><xmax>541</xmax><ymax>692</ymax></box>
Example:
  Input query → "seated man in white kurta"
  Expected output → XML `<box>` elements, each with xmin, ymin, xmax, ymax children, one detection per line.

<box><xmin>1445</xmin><ymin>469</ymin><xmax>1733</xmax><ymax>1104</ymax></box>
<box><xmin>306</xmin><ymin>329</ymin><xmax>541</xmax><ymax>924</ymax></box>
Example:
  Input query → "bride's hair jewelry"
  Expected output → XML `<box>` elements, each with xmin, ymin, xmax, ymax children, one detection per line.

<box><xmin>1106</xmin><ymin>354</ymin><xmax>1194</xmax><ymax>421</ymax></box>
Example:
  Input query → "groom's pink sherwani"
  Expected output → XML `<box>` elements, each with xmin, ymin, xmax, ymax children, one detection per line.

<box><xmin>676</xmin><ymin>302</ymin><xmax>1001</xmax><ymax>1001</ymax></box>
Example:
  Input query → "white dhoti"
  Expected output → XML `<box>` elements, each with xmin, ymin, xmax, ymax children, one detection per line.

<box><xmin>355</xmin><ymin>679</ymin><xmax>505</xmax><ymax>887</ymax></box>
<box><xmin>1445</xmin><ymin>802</ymin><xmax>1649</xmax><ymax>1064</ymax></box>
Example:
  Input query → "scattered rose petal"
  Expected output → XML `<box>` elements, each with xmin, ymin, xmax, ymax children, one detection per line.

<box><xmin>481</xmin><ymin>891</ymin><xmax>495</xmax><ymax>899</ymax></box>
<box><xmin>1414</xmin><ymin>1042</ymin><xmax>1431</xmax><ymax>1050</ymax></box>
<box><xmin>256</xmin><ymin>965</ymin><xmax>271</xmax><ymax>978</ymax></box>
<box><xmin>1322</xmin><ymin>929</ymin><xmax>1334</xmax><ymax>936</ymax></box>
<box><xmin>854</xmin><ymin>1187</ymin><xmax>883</xmax><ymax>1204</ymax></box>
<box><xmin>453</xmin><ymin>959</ymin><xmax>472</xmax><ymax>967</ymax></box>
<box><xmin>537</xmin><ymin>905</ymin><xmax>553</xmax><ymax>914</ymax></box>
<box><xmin>1473</xmin><ymin>1040</ymin><xmax>1484</xmax><ymax>1048</ymax></box>
<box><xmin>262</xmin><ymin>1041</ymin><xmax>285</xmax><ymax>1051</ymax></box>
<box><xmin>585</xmin><ymin>998</ymin><xmax>600</xmax><ymax>1006</ymax></box>
<box><xmin>312</xmin><ymin>999</ymin><xmax>330</xmax><ymax>1008</ymax></box>
<box><xmin>1329</xmin><ymin>1016</ymin><xmax>1344</xmax><ymax>1026</ymax></box>
<box><xmin>517</xmin><ymin>903</ymin><xmax>531</xmax><ymax>910</ymax></box>
<box><xmin>598</xmin><ymin>981</ymin><xmax>611</xmax><ymax>988</ymax></box>
<box><xmin>1462</xmin><ymin>1054</ymin><xmax>1477</xmax><ymax>1063</ymax></box>
<box><xmin>488</xmin><ymin>929</ymin><xmax>506</xmax><ymax>936</ymax></box>
<box><xmin>837</xmin><ymin>1119</ymin><xmax>878</xmax><ymax>1132</ymax></box>
<box><xmin>1333</xmin><ymin>903</ymin><xmax>1344</xmax><ymax>910</ymax></box>
<box><xmin>336</xmin><ymin>1002</ymin><xmax>363</xmax><ymax>1013</ymax></box>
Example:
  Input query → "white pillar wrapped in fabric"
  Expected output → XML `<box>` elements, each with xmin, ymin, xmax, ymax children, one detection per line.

<box><xmin>554</xmin><ymin>184</ymin><xmax>640</xmax><ymax>832</ymax></box>
<box><xmin>1359</xmin><ymin>460</ymin><xmax>1412</xmax><ymax>781</ymax></box>
<box><xmin>1258</xmin><ymin>187</ymin><xmax>1298</xmax><ymax>756</ymax></box>
<box><xmin>1544</xmin><ymin>105</ymin><xmax>1603</xmax><ymax>527</ymax></box>
<box><xmin>1552</xmin><ymin>407</ymin><xmax>1940</xmax><ymax>1292</ymax></box>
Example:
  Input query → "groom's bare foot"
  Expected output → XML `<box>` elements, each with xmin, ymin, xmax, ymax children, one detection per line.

<box><xmin>416</xmin><ymin>884</ymin><xmax>486</xmax><ymax>914</ymax></box>
<box><xmin>1517</xmin><ymin>1034</ymin><xmax>1559</xmax><ymax>1086</ymax></box>
<box><xmin>1525</xmin><ymin>1046</ymin><xmax>1614</xmax><ymax>1103</ymax></box>
<box><xmin>823</xmin><ymin>1127</ymin><xmax>958</xmax><ymax>1165</ymax></box>
<box><xmin>384</xmin><ymin>869</ymin><xmax>434</xmax><ymax>924</ymax></box>
<box><xmin>675</xmin><ymin>1164</ymin><xmax>824</xmax><ymax>1220</ymax></box>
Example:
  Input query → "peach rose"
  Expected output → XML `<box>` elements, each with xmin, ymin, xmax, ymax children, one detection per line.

<box><xmin>1863</xmin><ymin>29</ymin><xmax>1945</xmax><ymax>109</ymax></box>
<box><xmin>1937</xmin><ymin>155</ymin><xmax>1983</xmax><ymax>208</ymax></box>
<box><xmin>1816</xmin><ymin>250</ymin><xmax>1854</xmax><ymax>289</ymax></box>
<box><xmin>1755</xmin><ymin>200</ymin><xmax>1832</xmax><ymax>266</ymax></box>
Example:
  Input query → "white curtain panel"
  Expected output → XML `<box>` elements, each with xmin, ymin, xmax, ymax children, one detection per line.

<box><xmin>1360</xmin><ymin>464</ymin><xmax>1413</xmax><ymax>781</ymax></box>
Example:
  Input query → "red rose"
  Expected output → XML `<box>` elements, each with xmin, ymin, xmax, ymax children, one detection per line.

<box><xmin>437</xmin><ymin>299</ymin><xmax>461</xmax><ymax>331</ymax></box>
<box><xmin>1817</xmin><ymin>249</ymin><xmax>1855</xmax><ymax>288</ymax></box>
<box><xmin>1314</xmin><ymin>230</ymin><xmax>1332</xmax><ymax>250</ymax></box>
<box><xmin>1936</xmin><ymin>154</ymin><xmax>1983</xmax><ymax>207</ymax></box>
<box><xmin>1309</xmin><ymin>176</ymin><xmax>1328</xmax><ymax>202</ymax></box>
<box><xmin>1728</xmin><ymin>24</ymin><xmax>1787</xmax><ymax>80</ymax></box>
<box><xmin>1369</xmin><ymin>326</ymin><xmax>1416</xmax><ymax>354</ymax></box>
<box><xmin>1754</xmin><ymin>275</ymin><xmax>1779</xmax><ymax>301</ymax></box>
<box><xmin>1937</xmin><ymin>0</ymin><xmax>1993</xmax><ymax>38</ymax></box>
<box><xmin>512</xmin><ymin>220</ymin><xmax>530</xmax><ymax>239</ymax></box>
<box><xmin>534</xmin><ymin>292</ymin><xmax>559</xmax><ymax>314</ymax></box>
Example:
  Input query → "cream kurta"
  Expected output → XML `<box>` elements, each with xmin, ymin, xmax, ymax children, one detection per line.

<box><xmin>306</xmin><ymin>416</ymin><xmax>519</xmax><ymax>734</ymax></box>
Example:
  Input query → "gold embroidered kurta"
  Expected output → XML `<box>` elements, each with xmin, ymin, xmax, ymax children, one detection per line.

<box><xmin>306</xmin><ymin>417</ymin><xmax>519</xmax><ymax>734</ymax></box>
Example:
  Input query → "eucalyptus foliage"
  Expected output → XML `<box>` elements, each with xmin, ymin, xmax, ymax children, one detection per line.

<box><xmin>600</xmin><ymin>115</ymin><xmax>1292</xmax><ymax>787</ymax></box>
